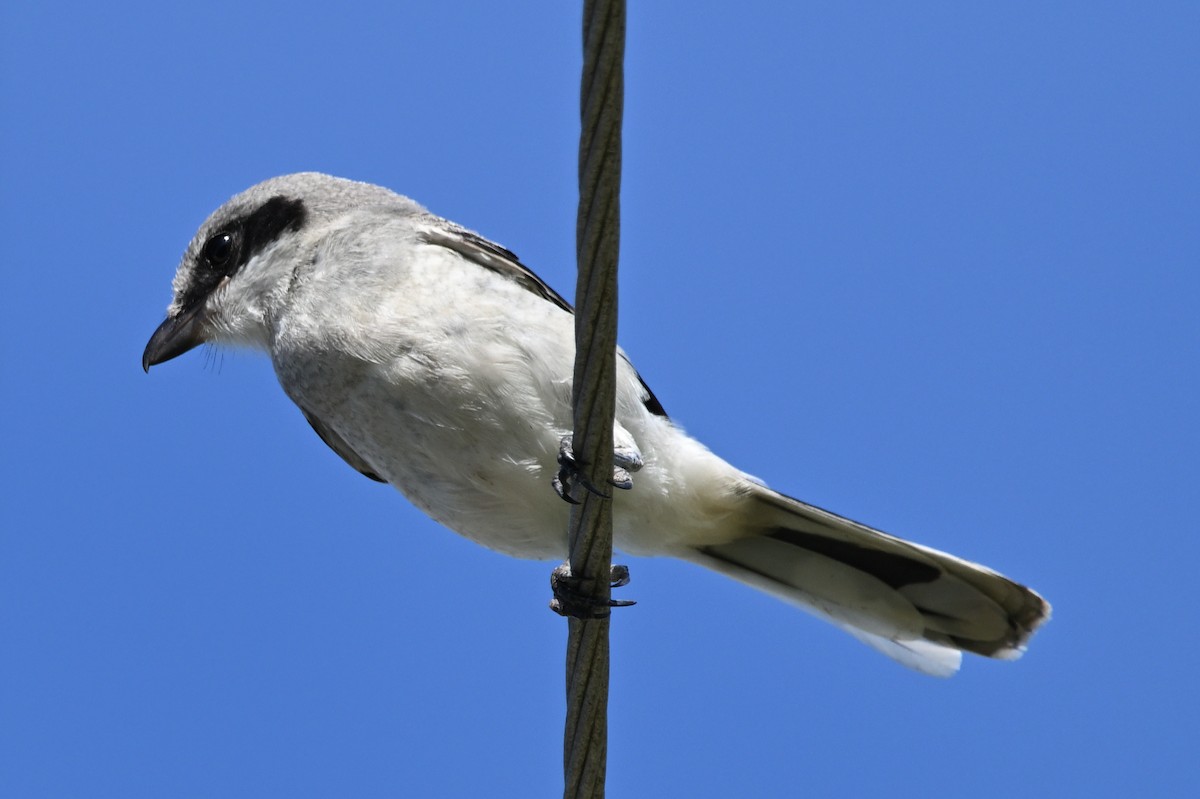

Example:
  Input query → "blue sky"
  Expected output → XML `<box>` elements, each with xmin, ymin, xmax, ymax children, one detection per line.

<box><xmin>3</xmin><ymin>2</ymin><xmax>1198</xmax><ymax>796</ymax></box>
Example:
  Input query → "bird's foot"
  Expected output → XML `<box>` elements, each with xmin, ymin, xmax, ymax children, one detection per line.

<box><xmin>549</xmin><ymin>563</ymin><xmax>635</xmax><ymax>618</ymax></box>
<box><xmin>552</xmin><ymin>435</ymin><xmax>644</xmax><ymax>504</ymax></box>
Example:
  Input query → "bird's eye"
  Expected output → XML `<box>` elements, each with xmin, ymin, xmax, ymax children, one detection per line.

<box><xmin>202</xmin><ymin>232</ymin><xmax>235</xmax><ymax>268</ymax></box>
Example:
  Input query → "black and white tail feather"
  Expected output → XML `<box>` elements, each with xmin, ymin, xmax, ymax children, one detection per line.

<box><xmin>683</xmin><ymin>486</ymin><xmax>1050</xmax><ymax>677</ymax></box>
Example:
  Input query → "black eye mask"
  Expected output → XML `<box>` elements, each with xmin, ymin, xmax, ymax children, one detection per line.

<box><xmin>178</xmin><ymin>195</ymin><xmax>307</xmax><ymax>312</ymax></box>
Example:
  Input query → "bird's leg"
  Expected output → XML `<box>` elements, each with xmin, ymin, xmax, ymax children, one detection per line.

<box><xmin>552</xmin><ymin>435</ymin><xmax>644</xmax><ymax>503</ymax></box>
<box><xmin>549</xmin><ymin>562</ymin><xmax>635</xmax><ymax>618</ymax></box>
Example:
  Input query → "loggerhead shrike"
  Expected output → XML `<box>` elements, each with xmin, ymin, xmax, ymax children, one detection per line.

<box><xmin>143</xmin><ymin>173</ymin><xmax>1049</xmax><ymax>677</ymax></box>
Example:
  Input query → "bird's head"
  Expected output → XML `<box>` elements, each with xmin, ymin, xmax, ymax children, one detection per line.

<box><xmin>142</xmin><ymin>172</ymin><xmax>418</xmax><ymax>371</ymax></box>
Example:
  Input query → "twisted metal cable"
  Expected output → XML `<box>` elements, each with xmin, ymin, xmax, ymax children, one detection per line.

<box><xmin>562</xmin><ymin>1</ymin><xmax>625</xmax><ymax>797</ymax></box>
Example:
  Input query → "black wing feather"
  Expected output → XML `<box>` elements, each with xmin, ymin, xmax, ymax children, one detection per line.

<box><xmin>420</xmin><ymin>222</ymin><xmax>669</xmax><ymax>418</ymax></box>
<box><xmin>301</xmin><ymin>408</ymin><xmax>386</xmax><ymax>483</ymax></box>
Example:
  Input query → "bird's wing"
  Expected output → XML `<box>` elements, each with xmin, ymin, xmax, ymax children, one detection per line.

<box><xmin>418</xmin><ymin>220</ymin><xmax>668</xmax><ymax>418</ymax></box>
<box><xmin>420</xmin><ymin>222</ymin><xmax>574</xmax><ymax>312</ymax></box>
<box><xmin>300</xmin><ymin>407</ymin><xmax>386</xmax><ymax>483</ymax></box>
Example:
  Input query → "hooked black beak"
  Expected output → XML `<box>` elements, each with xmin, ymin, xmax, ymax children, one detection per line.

<box><xmin>142</xmin><ymin>304</ymin><xmax>208</xmax><ymax>372</ymax></box>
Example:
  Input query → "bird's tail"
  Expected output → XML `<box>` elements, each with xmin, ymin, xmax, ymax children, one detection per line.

<box><xmin>679</xmin><ymin>486</ymin><xmax>1050</xmax><ymax>677</ymax></box>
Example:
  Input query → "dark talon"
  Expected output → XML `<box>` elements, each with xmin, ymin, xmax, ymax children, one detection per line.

<box><xmin>553</xmin><ymin>435</ymin><xmax>640</xmax><ymax>503</ymax></box>
<box><xmin>549</xmin><ymin>562</ymin><xmax>636</xmax><ymax>618</ymax></box>
<box><xmin>552</xmin><ymin>473</ymin><xmax>581</xmax><ymax>504</ymax></box>
<box><xmin>554</xmin><ymin>435</ymin><xmax>611</xmax><ymax>503</ymax></box>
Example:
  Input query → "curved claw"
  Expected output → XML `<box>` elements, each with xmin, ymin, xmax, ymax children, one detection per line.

<box><xmin>549</xmin><ymin>562</ymin><xmax>636</xmax><ymax>618</ymax></box>
<box><xmin>552</xmin><ymin>473</ymin><xmax>581</xmax><ymax>504</ymax></box>
<box><xmin>553</xmin><ymin>435</ymin><xmax>641</xmax><ymax>503</ymax></box>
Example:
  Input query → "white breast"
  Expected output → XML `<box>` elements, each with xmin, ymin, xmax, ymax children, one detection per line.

<box><xmin>270</xmin><ymin>222</ymin><xmax>754</xmax><ymax>559</ymax></box>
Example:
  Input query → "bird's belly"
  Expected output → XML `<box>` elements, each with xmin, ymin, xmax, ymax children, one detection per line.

<box><xmin>343</xmin><ymin>394</ymin><xmax>750</xmax><ymax>562</ymax></box>
<box><xmin>274</xmin><ymin>330</ymin><xmax>749</xmax><ymax>562</ymax></box>
<box><xmin>327</xmin><ymin>373</ymin><xmax>575</xmax><ymax>559</ymax></box>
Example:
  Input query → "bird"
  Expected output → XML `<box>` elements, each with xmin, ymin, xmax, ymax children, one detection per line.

<box><xmin>143</xmin><ymin>172</ymin><xmax>1050</xmax><ymax>677</ymax></box>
